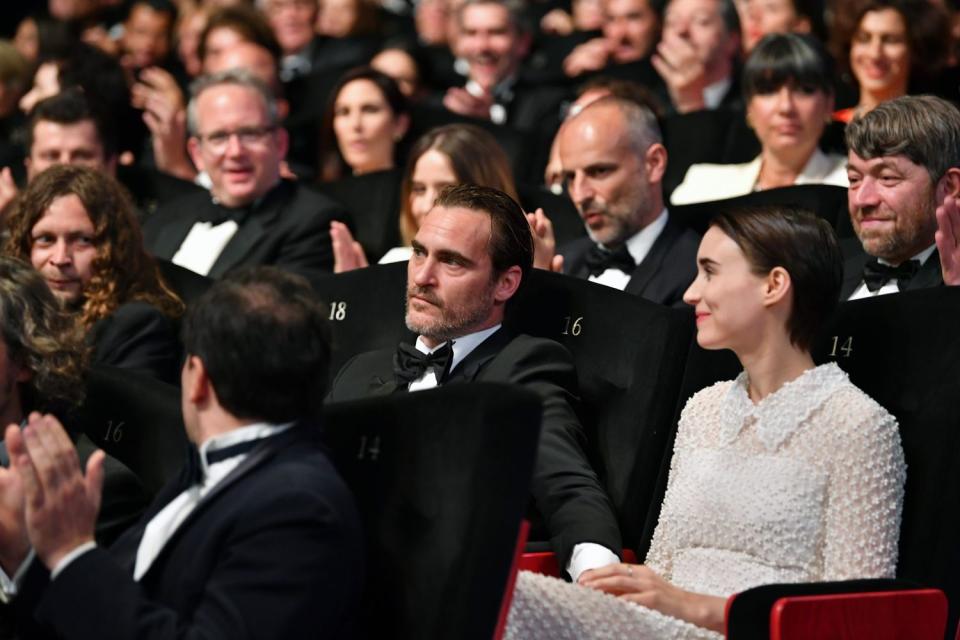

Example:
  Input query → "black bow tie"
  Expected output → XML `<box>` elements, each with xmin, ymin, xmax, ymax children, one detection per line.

<box><xmin>198</xmin><ymin>202</ymin><xmax>251</xmax><ymax>226</ymax></box>
<box><xmin>181</xmin><ymin>434</ymin><xmax>278</xmax><ymax>488</ymax></box>
<box><xmin>584</xmin><ymin>244</ymin><xmax>635</xmax><ymax>277</ymax></box>
<box><xmin>393</xmin><ymin>341</ymin><xmax>453</xmax><ymax>386</ymax></box>
<box><xmin>862</xmin><ymin>258</ymin><xmax>921</xmax><ymax>292</ymax></box>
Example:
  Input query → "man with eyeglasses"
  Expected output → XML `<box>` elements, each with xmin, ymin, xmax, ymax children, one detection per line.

<box><xmin>143</xmin><ymin>69</ymin><xmax>349</xmax><ymax>279</ymax></box>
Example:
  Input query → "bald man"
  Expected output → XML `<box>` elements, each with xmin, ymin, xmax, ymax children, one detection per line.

<box><xmin>554</xmin><ymin>96</ymin><xmax>699</xmax><ymax>307</ymax></box>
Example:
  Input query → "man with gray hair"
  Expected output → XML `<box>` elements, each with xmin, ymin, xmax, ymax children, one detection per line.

<box><xmin>143</xmin><ymin>69</ymin><xmax>348</xmax><ymax>279</ymax></box>
<box><xmin>538</xmin><ymin>96</ymin><xmax>699</xmax><ymax>307</ymax></box>
<box><xmin>841</xmin><ymin>95</ymin><xmax>960</xmax><ymax>299</ymax></box>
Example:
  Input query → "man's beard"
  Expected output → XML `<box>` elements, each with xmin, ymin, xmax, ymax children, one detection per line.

<box><xmin>405</xmin><ymin>282</ymin><xmax>496</xmax><ymax>343</ymax></box>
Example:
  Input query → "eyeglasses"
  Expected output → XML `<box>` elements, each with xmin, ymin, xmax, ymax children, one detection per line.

<box><xmin>196</xmin><ymin>126</ymin><xmax>277</xmax><ymax>153</ymax></box>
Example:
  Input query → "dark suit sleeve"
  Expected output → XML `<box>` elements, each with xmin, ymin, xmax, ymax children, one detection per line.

<box><xmin>34</xmin><ymin>483</ymin><xmax>362</xmax><ymax>640</ymax></box>
<box><xmin>487</xmin><ymin>337</ymin><xmax>622</xmax><ymax>570</ymax></box>
<box><xmin>268</xmin><ymin>192</ymin><xmax>350</xmax><ymax>279</ymax></box>
<box><xmin>90</xmin><ymin>302</ymin><xmax>180</xmax><ymax>385</ymax></box>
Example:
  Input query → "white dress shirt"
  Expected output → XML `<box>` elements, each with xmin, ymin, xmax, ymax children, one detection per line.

<box><xmin>171</xmin><ymin>220</ymin><xmax>240</xmax><ymax>276</ymax></box>
<box><xmin>588</xmin><ymin>209</ymin><xmax>669</xmax><ymax>291</ymax></box>
<box><xmin>847</xmin><ymin>245</ymin><xmax>937</xmax><ymax>301</ymax></box>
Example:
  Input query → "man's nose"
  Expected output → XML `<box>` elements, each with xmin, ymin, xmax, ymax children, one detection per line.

<box><xmin>51</xmin><ymin>241</ymin><xmax>72</xmax><ymax>265</ymax></box>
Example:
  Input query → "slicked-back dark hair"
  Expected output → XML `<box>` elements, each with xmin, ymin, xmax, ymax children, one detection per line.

<box><xmin>710</xmin><ymin>205</ymin><xmax>841</xmax><ymax>351</ymax></box>
<box><xmin>434</xmin><ymin>184</ymin><xmax>533</xmax><ymax>281</ymax></box>
<box><xmin>181</xmin><ymin>266</ymin><xmax>331</xmax><ymax>423</ymax></box>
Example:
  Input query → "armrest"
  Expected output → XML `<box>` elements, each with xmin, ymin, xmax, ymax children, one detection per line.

<box><xmin>725</xmin><ymin>579</ymin><xmax>945</xmax><ymax>640</ymax></box>
<box><xmin>518</xmin><ymin>549</ymin><xmax>638</xmax><ymax>578</ymax></box>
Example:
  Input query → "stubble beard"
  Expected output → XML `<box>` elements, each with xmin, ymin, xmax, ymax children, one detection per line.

<box><xmin>405</xmin><ymin>282</ymin><xmax>496</xmax><ymax>343</ymax></box>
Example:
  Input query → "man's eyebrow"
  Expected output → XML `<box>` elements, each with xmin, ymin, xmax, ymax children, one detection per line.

<box><xmin>435</xmin><ymin>248</ymin><xmax>475</xmax><ymax>267</ymax></box>
<box><xmin>410</xmin><ymin>239</ymin><xmax>425</xmax><ymax>253</ymax></box>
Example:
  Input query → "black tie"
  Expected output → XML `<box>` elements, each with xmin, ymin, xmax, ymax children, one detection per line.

<box><xmin>181</xmin><ymin>434</ymin><xmax>279</xmax><ymax>488</ymax></box>
<box><xmin>584</xmin><ymin>244</ymin><xmax>635</xmax><ymax>277</ymax></box>
<box><xmin>862</xmin><ymin>258</ymin><xmax>920</xmax><ymax>292</ymax></box>
<box><xmin>198</xmin><ymin>202</ymin><xmax>251</xmax><ymax>226</ymax></box>
<box><xmin>393</xmin><ymin>342</ymin><xmax>453</xmax><ymax>386</ymax></box>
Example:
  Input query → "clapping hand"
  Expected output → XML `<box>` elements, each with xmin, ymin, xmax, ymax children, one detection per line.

<box><xmin>936</xmin><ymin>194</ymin><xmax>960</xmax><ymax>286</ymax></box>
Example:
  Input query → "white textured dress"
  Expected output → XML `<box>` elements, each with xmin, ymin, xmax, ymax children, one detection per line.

<box><xmin>506</xmin><ymin>363</ymin><xmax>906</xmax><ymax>639</ymax></box>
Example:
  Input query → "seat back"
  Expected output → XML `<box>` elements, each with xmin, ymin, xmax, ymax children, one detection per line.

<box><xmin>76</xmin><ymin>366</ymin><xmax>186</xmax><ymax>494</ymax></box>
<box><xmin>670</xmin><ymin>184</ymin><xmax>850</xmax><ymax>237</ymax></box>
<box><xmin>322</xmin><ymin>384</ymin><xmax>541</xmax><ymax>640</ymax></box>
<box><xmin>810</xmin><ymin>287</ymin><xmax>960</xmax><ymax>636</ymax></box>
<box><xmin>505</xmin><ymin>270</ymin><xmax>694</xmax><ymax>548</ymax></box>
<box><xmin>309</xmin><ymin>261</ymin><xmax>410</xmax><ymax>377</ymax></box>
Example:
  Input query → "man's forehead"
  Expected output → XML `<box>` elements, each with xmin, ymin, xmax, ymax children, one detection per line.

<box><xmin>559</xmin><ymin>108</ymin><xmax>629</xmax><ymax>162</ymax></box>
<box><xmin>847</xmin><ymin>152</ymin><xmax>926</xmax><ymax>173</ymax></box>
<box><xmin>196</xmin><ymin>85</ymin><xmax>268</xmax><ymax>118</ymax></box>
<box><xmin>463</xmin><ymin>3</ymin><xmax>513</xmax><ymax>28</ymax></box>
<box><xmin>418</xmin><ymin>205</ymin><xmax>493</xmax><ymax>247</ymax></box>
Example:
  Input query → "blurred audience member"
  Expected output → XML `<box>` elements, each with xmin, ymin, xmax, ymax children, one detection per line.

<box><xmin>671</xmin><ymin>34</ymin><xmax>845</xmax><ymax>205</ymax></box>
<box><xmin>319</xmin><ymin>67</ymin><xmax>410</xmax><ymax>182</ymax></box>
<box><xmin>119</xmin><ymin>0</ymin><xmax>178</xmax><ymax>75</ymax></box>
<box><xmin>736</xmin><ymin>0</ymin><xmax>823</xmax><ymax>53</ymax></box>
<box><xmin>831</xmin><ymin>0</ymin><xmax>949</xmax><ymax>122</ymax></box>
<box><xmin>5</xmin><ymin>165</ymin><xmax>183</xmax><ymax>383</ymax></box>
<box><xmin>563</xmin><ymin>0</ymin><xmax>660</xmax><ymax>77</ymax></box>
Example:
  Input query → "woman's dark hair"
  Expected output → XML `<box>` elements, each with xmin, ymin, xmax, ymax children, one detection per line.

<box><xmin>709</xmin><ymin>205</ymin><xmax>842</xmax><ymax>351</ymax></box>
<box><xmin>830</xmin><ymin>0</ymin><xmax>949</xmax><ymax>91</ymax></box>
<box><xmin>743</xmin><ymin>33</ymin><xmax>834</xmax><ymax>102</ymax></box>
<box><xmin>318</xmin><ymin>66</ymin><xmax>409</xmax><ymax>182</ymax></box>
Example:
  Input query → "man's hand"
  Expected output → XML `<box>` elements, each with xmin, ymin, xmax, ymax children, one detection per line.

<box><xmin>0</xmin><ymin>167</ymin><xmax>19</xmax><ymax>218</ymax></box>
<box><xmin>563</xmin><ymin>38</ymin><xmax>611</xmax><ymax>77</ymax></box>
<box><xmin>133</xmin><ymin>67</ymin><xmax>197</xmax><ymax>182</ymax></box>
<box><xmin>541</xmin><ymin>9</ymin><xmax>575</xmax><ymax>36</ymax></box>
<box><xmin>579</xmin><ymin>563</ymin><xmax>725</xmax><ymax>632</ymax></box>
<box><xmin>0</xmin><ymin>425</ymin><xmax>28</xmax><ymax>575</ymax></box>
<box><xmin>11</xmin><ymin>413</ymin><xmax>103</xmax><ymax>572</ymax></box>
<box><xmin>331</xmin><ymin>221</ymin><xmax>370</xmax><ymax>273</ymax></box>
<box><xmin>527</xmin><ymin>208</ymin><xmax>563</xmax><ymax>272</ymax></box>
<box><xmin>651</xmin><ymin>35</ymin><xmax>708</xmax><ymax>113</ymax></box>
<box><xmin>936</xmin><ymin>194</ymin><xmax>960</xmax><ymax>286</ymax></box>
<box><xmin>443</xmin><ymin>87</ymin><xmax>494</xmax><ymax>120</ymax></box>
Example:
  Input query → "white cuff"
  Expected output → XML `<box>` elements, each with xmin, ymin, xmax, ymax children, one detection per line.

<box><xmin>566</xmin><ymin>542</ymin><xmax>620</xmax><ymax>583</ymax></box>
<box><xmin>50</xmin><ymin>542</ymin><xmax>97</xmax><ymax>580</ymax></box>
<box><xmin>0</xmin><ymin>548</ymin><xmax>36</xmax><ymax>603</ymax></box>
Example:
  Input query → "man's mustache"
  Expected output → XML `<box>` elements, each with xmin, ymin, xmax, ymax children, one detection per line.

<box><xmin>407</xmin><ymin>286</ymin><xmax>443</xmax><ymax>308</ymax></box>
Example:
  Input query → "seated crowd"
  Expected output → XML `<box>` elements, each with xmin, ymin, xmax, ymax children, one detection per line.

<box><xmin>1</xmin><ymin>0</ymin><xmax>960</xmax><ymax>637</ymax></box>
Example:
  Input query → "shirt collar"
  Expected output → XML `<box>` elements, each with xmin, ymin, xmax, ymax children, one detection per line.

<box><xmin>415</xmin><ymin>324</ymin><xmax>501</xmax><ymax>374</ymax></box>
<box><xmin>198</xmin><ymin>421</ymin><xmax>294</xmax><ymax>476</ymax></box>
<box><xmin>703</xmin><ymin>77</ymin><xmax>732</xmax><ymax>110</ymax></box>
<box><xmin>878</xmin><ymin>243</ymin><xmax>936</xmax><ymax>267</ymax></box>
<box><xmin>602</xmin><ymin>208</ymin><xmax>669</xmax><ymax>266</ymax></box>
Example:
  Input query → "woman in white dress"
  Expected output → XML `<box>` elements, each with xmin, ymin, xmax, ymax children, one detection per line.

<box><xmin>670</xmin><ymin>34</ymin><xmax>848</xmax><ymax>206</ymax></box>
<box><xmin>506</xmin><ymin>205</ymin><xmax>906</xmax><ymax>639</ymax></box>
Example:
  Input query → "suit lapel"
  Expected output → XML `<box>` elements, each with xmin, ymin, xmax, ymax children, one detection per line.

<box><xmin>841</xmin><ymin>251</ymin><xmax>869</xmax><ymax>300</ymax></box>
<box><xmin>624</xmin><ymin>219</ymin><xmax>677</xmax><ymax>296</ymax></box>
<box><xmin>151</xmin><ymin>215</ymin><xmax>200</xmax><ymax>260</ymax></box>
<box><xmin>207</xmin><ymin>182</ymin><xmax>289</xmax><ymax>278</ymax></box>
<box><xmin>445</xmin><ymin>328</ymin><xmax>513</xmax><ymax>383</ymax></box>
<box><xmin>907</xmin><ymin>249</ymin><xmax>944</xmax><ymax>290</ymax></box>
<box><xmin>136</xmin><ymin>427</ymin><xmax>305</xmax><ymax>581</ymax></box>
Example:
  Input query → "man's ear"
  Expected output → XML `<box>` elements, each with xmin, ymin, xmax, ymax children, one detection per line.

<box><xmin>493</xmin><ymin>265</ymin><xmax>523</xmax><ymax>303</ymax></box>
<box><xmin>184</xmin><ymin>355</ymin><xmax>211</xmax><ymax>405</ymax></box>
<box><xmin>937</xmin><ymin>167</ymin><xmax>960</xmax><ymax>199</ymax></box>
<box><xmin>187</xmin><ymin>136</ymin><xmax>205</xmax><ymax>173</ymax></box>
<box><xmin>762</xmin><ymin>266</ymin><xmax>792</xmax><ymax>308</ymax></box>
<box><xmin>645</xmin><ymin>143</ymin><xmax>668</xmax><ymax>184</ymax></box>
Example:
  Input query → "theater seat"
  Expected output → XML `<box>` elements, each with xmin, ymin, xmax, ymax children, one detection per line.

<box><xmin>507</xmin><ymin>269</ymin><xmax>694</xmax><ymax>551</ymax></box>
<box><xmin>76</xmin><ymin>365</ymin><xmax>186</xmax><ymax>494</ymax></box>
<box><xmin>309</xmin><ymin>261</ymin><xmax>410</xmax><ymax>376</ymax></box>
<box><xmin>669</xmin><ymin>184</ymin><xmax>850</xmax><ymax>237</ymax></box>
<box><xmin>323</xmin><ymin>383</ymin><xmax>541</xmax><ymax>640</ymax></box>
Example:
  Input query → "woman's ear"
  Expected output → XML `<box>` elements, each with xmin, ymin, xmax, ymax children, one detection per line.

<box><xmin>763</xmin><ymin>266</ymin><xmax>792</xmax><ymax>307</ymax></box>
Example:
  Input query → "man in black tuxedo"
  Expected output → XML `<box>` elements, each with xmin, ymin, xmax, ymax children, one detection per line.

<box><xmin>841</xmin><ymin>95</ymin><xmax>960</xmax><ymax>300</ymax></box>
<box><xmin>328</xmin><ymin>184</ymin><xmax>622</xmax><ymax>582</ymax></box>
<box><xmin>543</xmin><ymin>96</ymin><xmax>699</xmax><ymax>308</ymax></box>
<box><xmin>143</xmin><ymin>69</ymin><xmax>348</xmax><ymax>280</ymax></box>
<box><xmin>0</xmin><ymin>267</ymin><xmax>362</xmax><ymax>638</ymax></box>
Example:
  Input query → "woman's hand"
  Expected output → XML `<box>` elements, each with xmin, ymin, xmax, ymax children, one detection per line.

<box><xmin>331</xmin><ymin>221</ymin><xmax>369</xmax><ymax>273</ymax></box>
<box><xmin>579</xmin><ymin>563</ymin><xmax>726</xmax><ymax>632</ymax></box>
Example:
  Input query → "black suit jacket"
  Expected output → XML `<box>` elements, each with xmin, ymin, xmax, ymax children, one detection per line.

<box><xmin>327</xmin><ymin>328</ymin><xmax>621</xmax><ymax>569</ymax></box>
<box><xmin>90</xmin><ymin>302</ymin><xmax>180</xmax><ymax>385</ymax></box>
<box><xmin>17</xmin><ymin>424</ymin><xmax>362</xmax><ymax>640</ymax></box>
<box><xmin>840</xmin><ymin>239</ymin><xmax>945</xmax><ymax>300</ymax></box>
<box><xmin>143</xmin><ymin>180</ymin><xmax>348</xmax><ymax>280</ymax></box>
<box><xmin>561</xmin><ymin>217</ymin><xmax>700</xmax><ymax>308</ymax></box>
